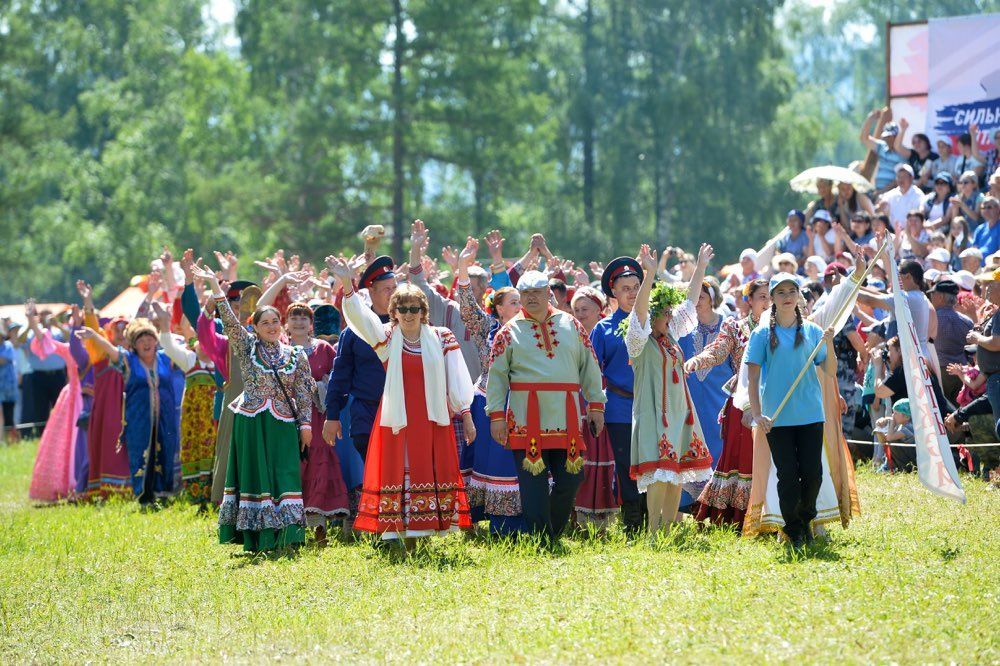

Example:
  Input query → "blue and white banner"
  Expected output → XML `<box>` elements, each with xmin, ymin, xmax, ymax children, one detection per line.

<box><xmin>926</xmin><ymin>13</ymin><xmax>1000</xmax><ymax>148</ymax></box>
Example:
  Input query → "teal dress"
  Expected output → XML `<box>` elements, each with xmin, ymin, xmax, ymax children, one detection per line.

<box><xmin>625</xmin><ymin>304</ymin><xmax>715</xmax><ymax>494</ymax></box>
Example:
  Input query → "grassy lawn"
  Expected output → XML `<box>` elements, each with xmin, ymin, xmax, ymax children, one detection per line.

<box><xmin>1</xmin><ymin>439</ymin><xmax>997</xmax><ymax>664</ymax></box>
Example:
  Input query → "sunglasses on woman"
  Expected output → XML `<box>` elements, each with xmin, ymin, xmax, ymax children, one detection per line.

<box><xmin>396</xmin><ymin>305</ymin><xmax>424</xmax><ymax>315</ymax></box>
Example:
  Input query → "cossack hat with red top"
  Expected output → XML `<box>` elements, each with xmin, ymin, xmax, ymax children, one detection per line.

<box><xmin>225</xmin><ymin>280</ymin><xmax>259</xmax><ymax>302</ymax></box>
<box><xmin>601</xmin><ymin>256</ymin><xmax>644</xmax><ymax>297</ymax></box>
<box><xmin>359</xmin><ymin>255</ymin><xmax>395</xmax><ymax>290</ymax></box>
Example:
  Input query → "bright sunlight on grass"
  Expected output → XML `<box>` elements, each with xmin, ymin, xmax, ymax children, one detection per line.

<box><xmin>1</xmin><ymin>439</ymin><xmax>997</xmax><ymax>663</ymax></box>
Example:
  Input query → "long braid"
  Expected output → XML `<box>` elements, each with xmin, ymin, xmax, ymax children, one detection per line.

<box><xmin>794</xmin><ymin>305</ymin><xmax>804</xmax><ymax>347</ymax></box>
<box><xmin>768</xmin><ymin>303</ymin><xmax>779</xmax><ymax>351</ymax></box>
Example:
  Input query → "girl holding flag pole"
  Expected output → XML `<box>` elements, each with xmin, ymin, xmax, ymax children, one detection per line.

<box><xmin>746</xmin><ymin>273</ymin><xmax>837</xmax><ymax>549</ymax></box>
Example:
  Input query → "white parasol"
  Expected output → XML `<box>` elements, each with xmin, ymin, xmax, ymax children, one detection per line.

<box><xmin>789</xmin><ymin>165</ymin><xmax>874</xmax><ymax>194</ymax></box>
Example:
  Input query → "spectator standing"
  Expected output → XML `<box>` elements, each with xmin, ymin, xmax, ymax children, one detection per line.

<box><xmin>880</xmin><ymin>163</ymin><xmax>924</xmax><ymax>230</ymax></box>
<box><xmin>967</xmin><ymin>268</ymin><xmax>1000</xmax><ymax>439</ymax></box>
<box><xmin>955</xmin><ymin>133</ymin><xmax>985</xmax><ymax>184</ymax></box>
<box><xmin>19</xmin><ymin>309</ymin><xmax>68</xmax><ymax>435</ymax></box>
<box><xmin>860</xmin><ymin>109</ymin><xmax>903</xmax><ymax>193</ymax></box>
<box><xmin>928</xmin><ymin>280</ymin><xmax>973</xmax><ymax>403</ymax></box>
<box><xmin>972</xmin><ymin>196</ymin><xmax>1000</xmax><ymax>257</ymax></box>
<box><xmin>893</xmin><ymin>119</ymin><xmax>938</xmax><ymax>189</ymax></box>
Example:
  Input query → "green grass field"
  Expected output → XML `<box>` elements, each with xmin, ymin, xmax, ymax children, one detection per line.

<box><xmin>1</xmin><ymin>440</ymin><xmax>997</xmax><ymax>664</ymax></box>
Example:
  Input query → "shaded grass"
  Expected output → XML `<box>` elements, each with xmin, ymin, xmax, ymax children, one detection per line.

<box><xmin>1</xmin><ymin>440</ymin><xmax>997</xmax><ymax>664</ymax></box>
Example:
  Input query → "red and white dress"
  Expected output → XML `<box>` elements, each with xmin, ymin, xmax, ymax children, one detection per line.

<box><xmin>301</xmin><ymin>338</ymin><xmax>350</xmax><ymax>527</ymax></box>
<box><xmin>685</xmin><ymin>315</ymin><xmax>757</xmax><ymax>527</ymax></box>
<box><xmin>342</xmin><ymin>293</ymin><xmax>474</xmax><ymax>539</ymax></box>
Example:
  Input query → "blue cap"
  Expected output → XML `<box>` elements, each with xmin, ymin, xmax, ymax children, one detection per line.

<box><xmin>768</xmin><ymin>272</ymin><xmax>800</xmax><ymax>293</ymax></box>
<box><xmin>787</xmin><ymin>209</ymin><xmax>805</xmax><ymax>223</ymax></box>
<box><xmin>892</xmin><ymin>398</ymin><xmax>911</xmax><ymax>417</ymax></box>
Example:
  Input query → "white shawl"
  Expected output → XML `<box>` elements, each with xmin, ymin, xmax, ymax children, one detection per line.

<box><xmin>342</xmin><ymin>292</ymin><xmax>469</xmax><ymax>434</ymax></box>
<box><xmin>382</xmin><ymin>323</ymin><xmax>449</xmax><ymax>433</ymax></box>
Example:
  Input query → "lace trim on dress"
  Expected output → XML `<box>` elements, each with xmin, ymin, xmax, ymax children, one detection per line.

<box><xmin>227</xmin><ymin>397</ymin><xmax>298</xmax><ymax>423</ymax></box>
<box><xmin>635</xmin><ymin>467</ymin><xmax>713</xmax><ymax>494</ymax></box>
<box><xmin>219</xmin><ymin>491</ymin><xmax>305</xmax><ymax>532</ymax></box>
<box><xmin>249</xmin><ymin>341</ymin><xmax>299</xmax><ymax>375</ymax></box>
<box><xmin>696</xmin><ymin>469</ymin><xmax>752</xmax><ymax>511</ymax></box>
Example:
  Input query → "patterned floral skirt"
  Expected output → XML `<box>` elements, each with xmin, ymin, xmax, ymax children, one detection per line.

<box><xmin>467</xmin><ymin>393</ymin><xmax>525</xmax><ymax>535</ymax></box>
<box><xmin>694</xmin><ymin>397</ymin><xmax>753</xmax><ymax>528</ymax></box>
<box><xmin>354</xmin><ymin>351</ymin><xmax>471</xmax><ymax>539</ymax></box>
<box><xmin>180</xmin><ymin>379</ymin><xmax>217</xmax><ymax>503</ymax></box>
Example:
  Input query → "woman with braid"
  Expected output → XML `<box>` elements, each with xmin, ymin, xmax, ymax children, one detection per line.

<box><xmin>745</xmin><ymin>273</ymin><xmax>836</xmax><ymax>549</ymax></box>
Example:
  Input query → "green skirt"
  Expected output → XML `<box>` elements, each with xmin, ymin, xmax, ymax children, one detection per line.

<box><xmin>218</xmin><ymin>411</ymin><xmax>305</xmax><ymax>552</ymax></box>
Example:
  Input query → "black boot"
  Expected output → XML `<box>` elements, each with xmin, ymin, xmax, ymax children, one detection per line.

<box><xmin>621</xmin><ymin>500</ymin><xmax>644</xmax><ymax>537</ymax></box>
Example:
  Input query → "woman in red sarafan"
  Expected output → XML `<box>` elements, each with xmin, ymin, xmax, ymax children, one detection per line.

<box><xmin>330</xmin><ymin>256</ymin><xmax>475</xmax><ymax>541</ymax></box>
<box><xmin>684</xmin><ymin>278</ymin><xmax>771</xmax><ymax>529</ymax></box>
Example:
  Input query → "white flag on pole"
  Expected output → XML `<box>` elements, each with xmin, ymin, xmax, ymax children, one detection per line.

<box><xmin>887</xmin><ymin>245</ymin><xmax>966</xmax><ymax>503</ymax></box>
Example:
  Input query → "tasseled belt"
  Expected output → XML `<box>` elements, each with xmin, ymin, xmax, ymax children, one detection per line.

<box><xmin>509</xmin><ymin>382</ymin><xmax>584</xmax><ymax>475</ymax></box>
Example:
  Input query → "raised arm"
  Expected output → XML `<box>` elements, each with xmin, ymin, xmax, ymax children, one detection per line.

<box><xmin>152</xmin><ymin>301</ymin><xmax>195</xmax><ymax>373</ymax></box>
<box><xmin>258</xmin><ymin>271</ymin><xmax>309</xmax><ymax>309</ymax></box>
<box><xmin>685</xmin><ymin>243</ymin><xmax>713</xmax><ymax>305</ymax></box>
<box><xmin>626</xmin><ymin>244</ymin><xmax>658</xmax><ymax>359</ymax></box>
<box><xmin>456</xmin><ymin>236</ymin><xmax>490</xmax><ymax>349</ymax></box>
<box><xmin>969</xmin><ymin>123</ymin><xmax>986</xmax><ymax>162</ymax></box>
<box><xmin>328</xmin><ymin>255</ymin><xmax>390</xmax><ymax>360</ymax></box>
<box><xmin>408</xmin><ymin>219</ymin><xmax>457</xmax><ymax>325</ymax></box>
<box><xmin>484</xmin><ymin>230</ymin><xmax>512</xmax><ymax>289</ymax></box>
<box><xmin>669</xmin><ymin>244</ymin><xmax>713</xmax><ymax>340</ymax></box>
<box><xmin>633</xmin><ymin>244</ymin><xmax>657</xmax><ymax>332</ymax></box>
<box><xmin>893</xmin><ymin>118</ymin><xmax>914</xmax><ymax>160</ymax></box>
<box><xmin>191</xmin><ymin>263</ymin><xmax>249</xmax><ymax>350</ymax></box>
<box><xmin>75</xmin><ymin>325</ymin><xmax>120</xmax><ymax>364</ymax></box>
<box><xmin>859</xmin><ymin>108</ymin><xmax>880</xmax><ymax>151</ymax></box>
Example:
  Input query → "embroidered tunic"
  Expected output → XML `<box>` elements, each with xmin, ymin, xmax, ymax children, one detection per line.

<box><xmin>457</xmin><ymin>280</ymin><xmax>524</xmax><ymax>526</ymax></box>
<box><xmin>625</xmin><ymin>302</ymin><xmax>714</xmax><ymax>492</ymax></box>
<box><xmin>486</xmin><ymin>306</ymin><xmax>605</xmax><ymax>474</ymax></box>
<box><xmin>215</xmin><ymin>296</ymin><xmax>316</xmax><ymax>428</ymax></box>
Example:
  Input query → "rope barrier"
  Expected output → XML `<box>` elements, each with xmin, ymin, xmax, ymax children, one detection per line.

<box><xmin>846</xmin><ymin>439</ymin><xmax>1000</xmax><ymax>448</ymax></box>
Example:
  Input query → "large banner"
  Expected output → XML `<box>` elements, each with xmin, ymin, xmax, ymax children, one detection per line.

<box><xmin>926</xmin><ymin>13</ymin><xmax>1000</xmax><ymax>150</ymax></box>
<box><xmin>889</xmin><ymin>22</ymin><xmax>929</xmax><ymax>140</ymax></box>
<box><xmin>887</xmin><ymin>245</ymin><xmax>966</xmax><ymax>503</ymax></box>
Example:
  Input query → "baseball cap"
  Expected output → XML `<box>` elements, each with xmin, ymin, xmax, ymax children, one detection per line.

<box><xmin>894</xmin><ymin>162</ymin><xmax>914</xmax><ymax>177</ymax></box>
<box><xmin>768</xmin><ymin>272</ymin><xmax>800</xmax><ymax>293</ymax></box>
<box><xmin>952</xmin><ymin>270</ymin><xmax>975</xmax><ymax>291</ymax></box>
<box><xmin>926</xmin><ymin>247</ymin><xmax>951</xmax><ymax>265</ymax></box>
<box><xmin>824</xmin><ymin>262</ymin><xmax>847</xmax><ymax>277</ymax></box>
<box><xmin>811</xmin><ymin>209</ymin><xmax>833</xmax><ymax>223</ymax></box>
<box><xmin>881</xmin><ymin>122</ymin><xmax>900</xmax><ymax>138</ymax></box>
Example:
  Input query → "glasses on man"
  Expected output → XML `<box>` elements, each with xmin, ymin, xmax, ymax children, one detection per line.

<box><xmin>396</xmin><ymin>305</ymin><xmax>425</xmax><ymax>315</ymax></box>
